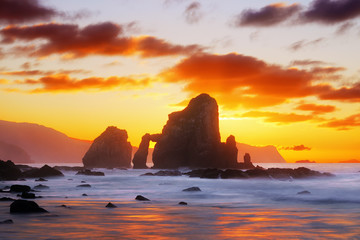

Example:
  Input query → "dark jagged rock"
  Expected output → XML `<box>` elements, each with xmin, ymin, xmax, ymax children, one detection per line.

<box><xmin>83</xmin><ymin>126</ymin><xmax>132</xmax><ymax>168</ymax></box>
<box><xmin>135</xmin><ymin>195</ymin><xmax>150</xmax><ymax>201</ymax></box>
<box><xmin>0</xmin><ymin>219</ymin><xmax>13</xmax><ymax>224</ymax></box>
<box><xmin>178</xmin><ymin>201</ymin><xmax>188</xmax><ymax>205</ymax></box>
<box><xmin>182</xmin><ymin>187</ymin><xmax>201</xmax><ymax>192</ymax></box>
<box><xmin>77</xmin><ymin>184</ymin><xmax>91</xmax><ymax>188</ymax></box>
<box><xmin>76</xmin><ymin>169</ymin><xmax>105</xmax><ymax>176</ymax></box>
<box><xmin>297</xmin><ymin>190</ymin><xmax>311</xmax><ymax>195</ymax></box>
<box><xmin>23</xmin><ymin>165</ymin><xmax>64</xmax><ymax>178</ymax></box>
<box><xmin>220</xmin><ymin>169</ymin><xmax>248</xmax><ymax>179</ymax></box>
<box><xmin>54</xmin><ymin>166</ymin><xmax>85</xmax><ymax>172</ymax></box>
<box><xmin>0</xmin><ymin>160</ymin><xmax>22</xmax><ymax>180</ymax></box>
<box><xmin>10</xmin><ymin>200</ymin><xmax>48</xmax><ymax>213</ymax></box>
<box><xmin>132</xmin><ymin>133</ymin><xmax>151</xmax><ymax>169</ymax></box>
<box><xmin>183</xmin><ymin>168</ymin><xmax>222</xmax><ymax>179</ymax></box>
<box><xmin>105</xmin><ymin>202</ymin><xmax>117</xmax><ymax>208</ymax></box>
<box><xmin>267</xmin><ymin>167</ymin><xmax>334</xmax><ymax>179</ymax></box>
<box><xmin>34</xmin><ymin>184</ymin><xmax>49</xmax><ymax>190</ymax></box>
<box><xmin>35</xmin><ymin>178</ymin><xmax>48</xmax><ymax>182</ymax></box>
<box><xmin>245</xmin><ymin>168</ymin><xmax>270</xmax><ymax>178</ymax></box>
<box><xmin>20</xmin><ymin>192</ymin><xmax>36</xmax><ymax>199</ymax></box>
<box><xmin>10</xmin><ymin>185</ymin><xmax>31</xmax><ymax>193</ymax></box>
<box><xmin>0</xmin><ymin>197</ymin><xmax>15</xmax><ymax>201</ymax></box>
<box><xmin>153</xmin><ymin>94</ymin><xmax>222</xmax><ymax>169</ymax></box>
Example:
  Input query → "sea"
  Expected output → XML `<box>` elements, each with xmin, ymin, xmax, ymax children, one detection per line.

<box><xmin>1</xmin><ymin>163</ymin><xmax>360</xmax><ymax>240</ymax></box>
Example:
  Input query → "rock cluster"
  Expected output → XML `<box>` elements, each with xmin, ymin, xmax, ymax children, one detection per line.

<box><xmin>82</xmin><ymin>126</ymin><xmax>132</xmax><ymax>168</ymax></box>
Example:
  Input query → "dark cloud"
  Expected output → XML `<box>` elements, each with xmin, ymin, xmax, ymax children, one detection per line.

<box><xmin>289</xmin><ymin>38</ymin><xmax>324</xmax><ymax>51</ymax></box>
<box><xmin>12</xmin><ymin>74</ymin><xmax>151</xmax><ymax>93</ymax></box>
<box><xmin>320</xmin><ymin>113</ymin><xmax>360</xmax><ymax>130</ymax></box>
<box><xmin>302</xmin><ymin>0</ymin><xmax>360</xmax><ymax>24</ymax></box>
<box><xmin>0</xmin><ymin>0</ymin><xmax>56</xmax><ymax>24</ymax></box>
<box><xmin>160</xmin><ymin>53</ymin><xmax>341</xmax><ymax>109</ymax></box>
<box><xmin>233</xmin><ymin>3</ymin><xmax>301</xmax><ymax>27</ymax></box>
<box><xmin>282</xmin><ymin>145</ymin><xmax>312</xmax><ymax>151</ymax></box>
<box><xmin>1</xmin><ymin>22</ymin><xmax>204</xmax><ymax>58</ymax></box>
<box><xmin>295</xmin><ymin>103</ymin><xmax>336</xmax><ymax>114</ymax></box>
<box><xmin>184</xmin><ymin>2</ymin><xmax>202</xmax><ymax>24</ymax></box>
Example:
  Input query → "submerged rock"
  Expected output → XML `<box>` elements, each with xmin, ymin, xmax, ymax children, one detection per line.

<box><xmin>297</xmin><ymin>190</ymin><xmax>311</xmax><ymax>195</ymax></box>
<box><xmin>105</xmin><ymin>202</ymin><xmax>117</xmax><ymax>208</ymax></box>
<box><xmin>23</xmin><ymin>165</ymin><xmax>63</xmax><ymax>178</ymax></box>
<box><xmin>178</xmin><ymin>201</ymin><xmax>188</xmax><ymax>205</ymax></box>
<box><xmin>83</xmin><ymin>126</ymin><xmax>132</xmax><ymax>168</ymax></box>
<box><xmin>0</xmin><ymin>219</ymin><xmax>13</xmax><ymax>224</ymax></box>
<box><xmin>34</xmin><ymin>184</ymin><xmax>49</xmax><ymax>190</ymax></box>
<box><xmin>76</xmin><ymin>169</ymin><xmax>105</xmax><ymax>176</ymax></box>
<box><xmin>220</xmin><ymin>169</ymin><xmax>248</xmax><ymax>179</ymax></box>
<box><xmin>35</xmin><ymin>178</ymin><xmax>48</xmax><ymax>182</ymax></box>
<box><xmin>182</xmin><ymin>187</ymin><xmax>201</xmax><ymax>192</ymax></box>
<box><xmin>10</xmin><ymin>200</ymin><xmax>48</xmax><ymax>213</ymax></box>
<box><xmin>135</xmin><ymin>195</ymin><xmax>150</xmax><ymax>201</ymax></box>
<box><xmin>77</xmin><ymin>184</ymin><xmax>91</xmax><ymax>188</ymax></box>
<box><xmin>20</xmin><ymin>192</ymin><xmax>36</xmax><ymax>199</ymax></box>
<box><xmin>0</xmin><ymin>160</ymin><xmax>22</xmax><ymax>180</ymax></box>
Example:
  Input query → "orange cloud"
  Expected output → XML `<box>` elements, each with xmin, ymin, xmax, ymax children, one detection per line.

<box><xmin>319</xmin><ymin>83</ymin><xmax>360</xmax><ymax>102</ymax></box>
<box><xmin>295</xmin><ymin>103</ymin><xmax>336</xmax><ymax>114</ymax></box>
<box><xmin>282</xmin><ymin>145</ymin><xmax>312</xmax><ymax>151</ymax></box>
<box><xmin>160</xmin><ymin>53</ymin><xmax>338</xmax><ymax>109</ymax></box>
<box><xmin>0</xmin><ymin>69</ymin><xmax>91</xmax><ymax>76</ymax></box>
<box><xmin>1</xmin><ymin>22</ymin><xmax>203</xmax><ymax>58</ymax></box>
<box><xmin>242</xmin><ymin>111</ymin><xmax>313</xmax><ymax>124</ymax></box>
<box><xmin>13</xmin><ymin>74</ymin><xmax>152</xmax><ymax>93</ymax></box>
<box><xmin>320</xmin><ymin>113</ymin><xmax>360</xmax><ymax>130</ymax></box>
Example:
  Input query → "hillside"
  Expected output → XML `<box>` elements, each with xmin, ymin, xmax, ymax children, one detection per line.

<box><xmin>0</xmin><ymin>120</ymin><xmax>90</xmax><ymax>163</ymax></box>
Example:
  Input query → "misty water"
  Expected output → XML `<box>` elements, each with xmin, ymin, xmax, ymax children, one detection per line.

<box><xmin>1</xmin><ymin>163</ymin><xmax>360</xmax><ymax>239</ymax></box>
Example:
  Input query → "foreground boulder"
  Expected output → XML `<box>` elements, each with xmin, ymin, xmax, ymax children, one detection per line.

<box><xmin>23</xmin><ymin>165</ymin><xmax>63</xmax><ymax>178</ymax></box>
<box><xmin>0</xmin><ymin>160</ymin><xmax>22</xmax><ymax>180</ymax></box>
<box><xmin>10</xmin><ymin>200</ymin><xmax>48</xmax><ymax>213</ymax></box>
<box><xmin>83</xmin><ymin>126</ymin><xmax>132</xmax><ymax>168</ymax></box>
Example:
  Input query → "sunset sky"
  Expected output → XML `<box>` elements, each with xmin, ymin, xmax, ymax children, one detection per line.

<box><xmin>1</xmin><ymin>0</ymin><xmax>360</xmax><ymax>162</ymax></box>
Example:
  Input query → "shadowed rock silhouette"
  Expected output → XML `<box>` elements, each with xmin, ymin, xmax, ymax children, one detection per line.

<box><xmin>83</xmin><ymin>126</ymin><xmax>132</xmax><ymax>168</ymax></box>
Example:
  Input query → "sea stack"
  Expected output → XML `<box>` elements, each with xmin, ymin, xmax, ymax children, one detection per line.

<box><xmin>132</xmin><ymin>133</ymin><xmax>151</xmax><ymax>169</ymax></box>
<box><xmin>152</xmin><ymin>93</ymin><xmax>242</xmax><ymax>169</ymax></box>
<box><xmin>82</xmin><ymin>126</ymin><xmax>132</xmax><ymax>168</ymax></box>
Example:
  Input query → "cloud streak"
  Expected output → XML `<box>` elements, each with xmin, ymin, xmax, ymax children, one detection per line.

<box><xmin>184</xmin><ymin>2</ymin><xmax>202</xmax><ymax>24</ymax></box>
<box><xmin>1</xmin><ymin>22</ymin><xmax>204</xmax><ymax>58</ymax></box>
<box><xmin>295</xmin><ymin>103</ymin><xmax>336</xmax><ymax>114</ymax></box>
<box><xmin>11</xmin><ymin>74</ymin><xmax>152</xmax><ymax>93</ymax></box>
<box><xmin>320</xmin><ymin>113</ymin><xmax>360</xmax><ymax>130</ymax></box>
<box><xmin>282</xmin><ymin>145</ymin><xmax>312</xmax><ymax>151</ymax></box>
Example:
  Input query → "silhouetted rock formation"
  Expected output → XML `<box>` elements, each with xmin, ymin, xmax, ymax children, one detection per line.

<box><xmin>153</xmin><ymin>94</ymin><xmax>230</xmax><ymax>169</ymax></box>
<box><xmin>132</xmin><ymin>133</ymin><xmax>151</xmax><ymax>169</ymax></box>
<box><xmin>0</xmin><ymin>219</ymin><xmax>13</xmax><ymax>224</ymax></box>
<box><xmin>141</xmin><ymin>170</ymin><xmax>182</xmax><ymax>176</ymax></box>
<box><xmin>10</xmin><ymin>200</ymin><xmax>48</xmax><ymax>213</ymax></box>
<box><xmin>239</xmin><ymin>153</ymin><xmax>255</xmax><ymax>169</ymax></box>
<box><xmin>83</xmin><ymin>126</ymin><xmax>132</xmax><ymax>168</ymax></box>
<box><xmin>23</xmin><ymin>165</ymin><xmax>63</xmax><ymax>178</ymax></box>
<box><xmin>105</xmin><ymin>202</ymin><xmax>117</xmax><ymax>208</ymax></box>
<box><xmin>0</xmin><ymin>160</ymin><xmax>22</xmax><ymax>180</ymax></box>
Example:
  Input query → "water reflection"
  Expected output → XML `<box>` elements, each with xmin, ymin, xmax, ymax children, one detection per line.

<box><xmin>1</xmin><ymin>200</ymin><xmax>359</xmax><ymax>239</ymax></box>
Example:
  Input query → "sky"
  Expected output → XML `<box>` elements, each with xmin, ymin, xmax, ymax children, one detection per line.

<box><xmin>0</xmin><ymin>0</ymin><xmax>360</xmax><ymax>163</ymax></box>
